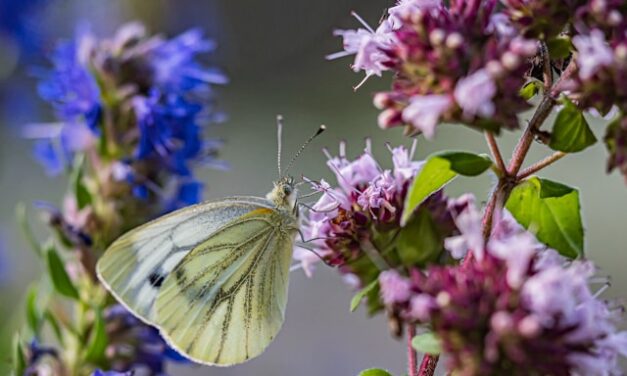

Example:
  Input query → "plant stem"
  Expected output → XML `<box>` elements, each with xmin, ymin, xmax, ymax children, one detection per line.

<box><xmin>517</xmin><ymin>151</ymin><xmax>567</xmax><ymax>179</ymax></box>
<box><xmin>540</xmin><ymin>42</ymin><xmax>552</xmax><ymax>91</ymax></box>
<box><xmin>416</xmin><ymin>53</ymin><xmax>578</xmax><ymax>376</ymax></box>
<box><xmin>418</xmin><ymin>354</ymin><xmax>439</xmax><ymax>376</ymax></box>
<box><xmin>408</xmin><ymin>325</ymin><xmax>418</xmax><ymax>376</ymax></box>
<box><xmin>486</xmin><ymin>132</ymin><xmax>506</xmax><ymax>174</ymax></box>
<box><xmin>507</xmin><ymin>58</ymin><xmax>576</xmax><ymax>177</ymax></box>
<box><xmin>507</xmin><ymin>96</ymin><xmax>557</xmax><ymax>176</ymax></box>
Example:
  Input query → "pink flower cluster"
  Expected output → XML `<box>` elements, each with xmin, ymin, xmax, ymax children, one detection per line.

<box><xmin>329</xmin><ymin>0</ymin><xmax>537</xmax><ymax>138</ymax></box>
<box><xmin>294</xmin><ymin>141</ymin><xmax>462</xmax><ymax>282</ymax></box>
<box><xmin>379</xmin><ymin>200</ymin><xmax>627</xmax><ymax>375</ymax></box>
<box><xmin>570</xmin><ymin>1</ymin><xmax>626</xmax><ymax>180</ymax></box>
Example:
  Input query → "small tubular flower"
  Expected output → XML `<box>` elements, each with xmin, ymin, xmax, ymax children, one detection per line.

<box><xmin>379</xmin><ymin>200</ymin><xmax>627</xmax><ymax>375</ymax></box>
<box><xmin>329</xmin><ymin>0</ymin><xmax>537</xmax><ymax>137</ymax></box>
<box><xmin>29</xmin><ymin>22</ymin><xmax>227</xmax><ymax>213</ymax></box>
<box><xmin>296</xmin><ymin>141</ymin><xmax>471</xmax><ymax>315</ymax></box>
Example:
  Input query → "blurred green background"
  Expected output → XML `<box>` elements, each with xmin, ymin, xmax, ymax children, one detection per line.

<box><xmin>0</xmin><ymin>1</ymin><xmax>625</xmax><ymax>375</ymax></box>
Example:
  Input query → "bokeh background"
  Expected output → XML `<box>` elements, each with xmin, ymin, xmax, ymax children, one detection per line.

<box><xmin>0</xmin><ymin>1</ymin><xmax>625</xmax><ymax>375</ymax></box>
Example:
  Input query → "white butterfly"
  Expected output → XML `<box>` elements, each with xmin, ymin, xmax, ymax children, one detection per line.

<box><xmin>97</xmin><ymin>118</ymin><xmax>325</xmax><ymax>366</ymax></box>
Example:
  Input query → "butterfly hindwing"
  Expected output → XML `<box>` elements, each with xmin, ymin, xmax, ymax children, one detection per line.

<box><xmin>96</xmin><ymin>197</ymin><xmax>273</xmax><ymax>324</ymax></box>
<box><xmin>155</xmin><ymin>208</ymin><xmax>295</xmax><ymax>366</ymax></box>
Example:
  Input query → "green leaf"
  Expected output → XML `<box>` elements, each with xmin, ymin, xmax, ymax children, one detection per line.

<box><xmin>45</xmin><ymin>243</ymin><xmax>80</xmax><ymax>300</ymax></box>
<box><xmin>16</xmin><ymin>203</ymin><xmax>43</xmax><ymax>257</ymax></box>
<box><xmin>506</xmin><ymin>177</ymin><xmax>584</xmax><ymax>258</ymax></box>
<box><xmin>549</xmin><ymin>97</ymin><xmax>597</xmax><ymax>153</ymax></box>
<box><xmin>411</xmin><ymin>332</ymin><xmax>442</xmax><ymax>355</ymax></box>
<box><xmin>350</xmin><ymin>280</ymin><xmax>379</xmax><ymax>312</ymax></box>
<box><xmin>402</xmin><ymin>151</ymin><xmax>492</xmax><ymax>225</ymax></box>
<box><xmin>70</xmin><ymin>155</ymin><xmax>92</xmax><ymax>209</ymax></box>
<box><xmin>358</xmin><ymin>368</ymin><xmax>394</xmax><ymax>376</ymax></box>
<box><xmin>12</xmin><ymin>334</ymin><xmax>26</xmax><ymax>376</ymax></box>
<box><xmin>44</xmin><ymin>310</ymin><xmax>64</xmax><ymax>342</ymax></box>
<box><xmin>85</xmin><ymin>309</ymin><xmax>108</xmax><ymax>363</ymax></box>
<box><xmin>397</xmin><ymin>208</ymin><xmax>443</xmax><ymax>267</ymax></box>
<box><xmin>520</xmin><ymin>80</ymin><xmax>541</xmax><ymax>100</ymax></box>
<box><xmin>547</xmin><ymin>36</ymin><xmax>572</xmax><ymax>59</ymax></box>
<box><xmin>26</xmin><ymin>286</ymin><xmax>41</xmax><ymax>336</ymax></box>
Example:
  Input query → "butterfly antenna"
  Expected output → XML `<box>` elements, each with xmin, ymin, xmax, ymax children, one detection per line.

<box><xmin>283</xmin><ymin>124</ymin><xmax>326</xmax><ymax>176</ymax></box>
<box><xmin>276</xmin><ymin>115</ymin><xmax>284</xmax><ymax>178</ymax></box>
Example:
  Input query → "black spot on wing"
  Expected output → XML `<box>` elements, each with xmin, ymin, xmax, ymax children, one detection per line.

<box><xmin>148</xmin><ymin>272</ymin><xmax>166</xmax><ymax>288</ymax></box>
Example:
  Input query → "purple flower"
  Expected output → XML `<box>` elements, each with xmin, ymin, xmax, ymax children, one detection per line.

<box><xmin>443</xmin><ymin>194</ymin><xmax>483</xmax><ymax>260</ymax></box>
<box><xmin>454</xmin><ymin>69</ymin><xmax>497</xmax><ymax>118</ymax></box>
<box><xmin>381</xmin><ymin>199</ymin><xmax>627</xmax><ymax>375</ymax></box>
<box><xmin>388</xmin><ymin>0</ymin><xmax>443</xmax><ymax>27</ymax></box>
<box><xmin>296</xmin><ymin>140</ymin><xmax>464</xmax><ymax>324</ymax></box>
<box><xmin>400</xmin><ymin>95</ymin><xmax>452</xmax><ymax>139</ymax></box>
<box><xmin>297</xmin><ymin>141</ymin><xmax>422</xmax><ymax>276</ymax></box>
<box><xmin>330</xmin><ymin>0</ymin><xmax>538</xmax><ymax>136</ymax></box>
<box><xmin>327</xmin><ymin>13</ymin><xmax>396</xmax><ymax>87</ymax></box>
<box><xmin>379</xmin><ymin>270</ymin><xmax>412</xmax><ymax>305</ymax></box>
<box><xmin>573</xmin><ymin>29</ymin><xmax>615</xmax><ymax>80</ymax></box>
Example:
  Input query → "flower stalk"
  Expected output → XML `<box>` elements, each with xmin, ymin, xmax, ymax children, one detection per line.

<box><xmin>417</xmin><ymin>49</ymin><xmax>580</xmax><ymax>376</ymax></box>
<box><xmin>407</xmin><ymin>325</ymin><xmax>418</xmax><ymax>376</ymax></box>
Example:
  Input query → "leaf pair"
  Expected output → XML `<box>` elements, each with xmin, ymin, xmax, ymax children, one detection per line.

<box><xmin>403</xmin><ymin>151</ymin><xmax>585</xmax><ymax>259</ymax></box>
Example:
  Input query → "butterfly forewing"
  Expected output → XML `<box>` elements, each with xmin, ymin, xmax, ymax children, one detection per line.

<box><xmin>96</xmin><ymin>197</ymin><xmax>273</xmax><ymax>324</ymax></box>
<box><xmin>155</xmin><ymin>208</ymin><xmax>295</xmax><ymax>366</ymax></box>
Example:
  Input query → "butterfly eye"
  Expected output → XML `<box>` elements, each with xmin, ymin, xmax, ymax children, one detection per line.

<box><xmin>283</xmin><ymin>186</ymin><xmax>292</xmax><ymax>195</ymax></box>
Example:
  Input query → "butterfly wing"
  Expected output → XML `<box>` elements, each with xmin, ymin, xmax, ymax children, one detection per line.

<box><xmin>97</xmin><ymin>197</ymin><xmax>273</xmax><ymax>324</ymax></box>
<box><xmin>154</xmin><ymin>208</ymin><xmax>295</xmax><ymax>366</ymax></box>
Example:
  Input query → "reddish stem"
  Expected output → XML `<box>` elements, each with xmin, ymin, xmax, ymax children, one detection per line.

<box><xmin>485</xmin><ymin>132</ymin><xmax>506</xmax><ymax>174</ymax></box>
<box><xmin>517</xmin><ymin>151</ymin><xmax>567</xmax><ymax>180</ymax></box>
<box><xmin>415</xmin><ymin>52</ymin><xmax>578</xmax><ymax>376</ymax></box>
<box><xmin>408</xmin><ymin>325</ymin><xmax>418</xmax><ymax>376</ymax></box>
<box><xmin>418</xmin><ymin>354</ymin><xmax>439</xmax><ymax>376</ymax></box>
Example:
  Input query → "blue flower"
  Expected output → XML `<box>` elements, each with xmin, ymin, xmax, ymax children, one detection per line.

<box><xmin>92</xmin><ymin>370</ymin><xmax>133</xmax><ymax>376</ymax></box>
<box><xmin>31</xmin><ymin>22</ymin><xmax>226</xmax><ymax>208</ymax></box>
<box><xmin>37</xmin><ymin>35</ymin><xmax>102</xmax><ymax>132</ymax></box>
<box><xmin>0</xmin><ymin>0</ymin><xmax>50</xmax><ymax>51</ymax></box>
<box><xmin>32</xmin><ymin>139</ymin><xmax>64</xmax><ymax>176</ymax></box>
<box><xmin>133</xmin><ymin>91</ymin><xmax>202</xmax><ymax>176</ymax></box>
<box><xmin>104</xmin><ymin>305</ymin><xmax>188</xmax><ymax>374</ymax></box>
<box><xmin>147</xmin><ymin>28</ymin><xmax>228</xmax><ymax>92</ymax></box>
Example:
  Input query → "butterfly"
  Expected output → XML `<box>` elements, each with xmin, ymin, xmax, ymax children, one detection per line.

<box><xmin>97</xmin><ymin>117</ymin><xmax>325</xmax><ymax>366</ymax></box>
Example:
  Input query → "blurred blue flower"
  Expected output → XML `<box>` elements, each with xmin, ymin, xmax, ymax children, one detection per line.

<box><xmin>0</xmin><ymin>0</ymin><xmax>50</xmax><ymax>50</ymax></box>
<box><xmin>92</xmin><ymin>370</ymin><xmax>133</xmax><ymax>376</ymax></box>
<box><xmin>32</xmin><ymin>139</ymin><xmax>64</xmax><ymax>176</ymax></box>
<box><xmin>133</xmin><ymin>91</ymin><xmax>202</xmax><ymax>176</ymax></box>
<box><xmin>147</xmin><ymin>27</ymin><xmax>229</xmax><ymax>92</ymax></box>
<box><xmin>104</xmin><ymin>305</ymin><xmax>188</xmax><ymax>374</ymax></box>
<box><xmin>30</xmin><ymin>22</ymin><xmax>227</xmax><ymax>207</ymax></box>
<box><xmin>37</xmin><ymin>37</ymin><xmax>102</xmax><ymax>132</ymax></box>
<box><xmin>24</xmin><ymin>339</ymin><xmax>61</xmax><ymax>375</ymax></box>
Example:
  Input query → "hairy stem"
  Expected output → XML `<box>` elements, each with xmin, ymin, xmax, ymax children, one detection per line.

<box><xmin>418</xmin><ymin>354</ymin><xmax>439</xmax><ymax>376</ymax></box>
<box><xmin>408</xmin><ymin>325</ymin><xmax>418</xmax><ymax>376</ymax></box>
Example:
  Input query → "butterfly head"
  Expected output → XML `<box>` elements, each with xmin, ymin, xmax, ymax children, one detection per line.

<box><xmin>267</xmin><ymin>176</ymin><xmax>296</xmax><ymax>210</ymax></box>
